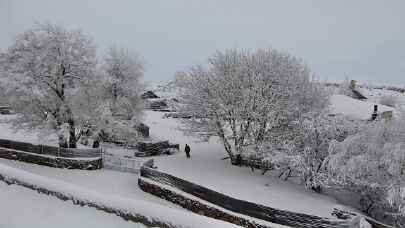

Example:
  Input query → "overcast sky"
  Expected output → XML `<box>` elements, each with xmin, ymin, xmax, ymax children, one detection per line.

<box><xmin>1</xmin><ymin>0</ymin><xmax>404</xmax><ymax>85</ymax></box>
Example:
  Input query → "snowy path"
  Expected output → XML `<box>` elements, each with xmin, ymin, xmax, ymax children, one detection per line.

<box><xmin>0</xmin><ymin>182</ymin><xmax>146</xmax><ymax>228</ymax></box>
<box><xmin>144</xmin><ymin>111</ymin><xmax>345</xmax><ymax>218</ymax></box>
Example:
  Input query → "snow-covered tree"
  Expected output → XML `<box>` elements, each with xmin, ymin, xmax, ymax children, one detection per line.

<box><xmin>327</xmin><ymin>118</ymin><xmax>405</xmax><ymax>226</ymax></box>
<box><xmin>0</xmin><ymin>23</ymin><xmax>96</xmax><ymax>148</ymax></box>
<box><xmin>68</xmin><ymin>47</ymin><xmax>145</xmax><ymax>146</ymax></box>
<box><xmin>176</xmin><ymin>49</ymin><xmax>328</xmax><ymax>163</ymax></box>
<box><xmin>271</xmin><ymin>113</ymin><xmax>360</xmax><ymax>192</ymax></box>
<box><xmin>102</xmin><ymin>46</ymin><xmax>144</xmax><ymax>120</ymax></box>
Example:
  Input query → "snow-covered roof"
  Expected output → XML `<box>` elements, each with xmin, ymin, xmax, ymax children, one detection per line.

<box><xmin>329</xmin><ymin>94</ymin><xmax>394</xmax><ymax>120</ymax></box>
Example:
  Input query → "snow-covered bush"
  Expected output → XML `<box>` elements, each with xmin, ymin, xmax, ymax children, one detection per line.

<box><xmin>258</xmin><ymin>113</ymin><xmax>360</xmax><ymax>192</ymax></box>
<box><xmin>379</xmin><ymin>95</ymin><xmax>397</xmax><ymax>108</ymax></box>
<box><xmin>327</xmin><ymin>118</ymin><xmax>405</xmax><ymax>226</ymax></box>
<box><xmin>176</xmin><ymin>49</ymin><xmax>328</xmax><ymax>163</ymax></box>
<box><xmin>71</xmin><ymin>73</ymin><xmax>143</xmax><ymax>145</ymax></box>
<box><xmin>288</xmin><ymin>114</ymin><xmax>360</xmax><ymax>191</ymax></box>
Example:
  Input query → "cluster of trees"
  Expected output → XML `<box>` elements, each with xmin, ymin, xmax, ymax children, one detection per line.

<box><xmin>175</xmin><ymin>48</ymin><xmax>404</xmax><ymax>225</ymax></box>
<box><xmin>0</xmin><ymin>23</ymin><xmax>144</xmax><ymax>148</ymax></box>
<box><xmin>327</xmin><ymin>119</ymin><xmax>405</xmax><ymax>226</ymax></box>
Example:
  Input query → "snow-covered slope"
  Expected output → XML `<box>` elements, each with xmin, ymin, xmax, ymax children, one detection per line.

<box><xmin>0</xmin><ymin>163</ymin><xmax>242</xmax><ymax>228</ymax></box>
<box><xmin>0</xmin><ymin>182</ymin><xmax>146</xmax><ymax>228</ymax></box>
<box><xmin>144</xmin><ymin>111</ymin><xmax>349</xmax><ymax>218</ymax></box>
<box><xmin>329</xmin><ymin>94</ymin><xmax>394</xmax><ymax>120</ymax></box>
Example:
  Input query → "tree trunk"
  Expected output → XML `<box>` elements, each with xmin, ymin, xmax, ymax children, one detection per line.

<box><xmin>68</xmin><ymin>118</ymin><xmax>77</xmax><ymax>148</ymax></box>
<box><xmin>58</xmin><ymin>135</ymin><xmax>68</xmax><ymax>148</ymax></box>
<box><xmin>215</xmin><ymin>120</ymin><xmax>235</xmax><ymax>163</ymax></box>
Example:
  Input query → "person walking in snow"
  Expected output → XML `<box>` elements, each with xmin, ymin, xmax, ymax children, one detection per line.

<box><xmin>184</xmin><ymin>144</ymin><xmax>191</xmax><ymax>158</ymax></box>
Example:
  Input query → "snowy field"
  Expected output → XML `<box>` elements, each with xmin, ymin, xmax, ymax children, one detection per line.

<box><xmin>0</xmin><ymin>91</ymin><xmax>401</xmax><ymax>225</ymax></box>
<box><xmin>0</xmin><ymin>182</ymin><xmax>146</xmax><ymax>228</ymax></box>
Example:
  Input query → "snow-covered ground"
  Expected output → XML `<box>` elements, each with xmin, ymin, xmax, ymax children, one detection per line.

<box><xmin>143</xmin><ymin>111</ymin><xmax>347</xmax><ymax>218</ymax></box>
<box><xmin>0</xmin><ymin>182</ymin><xmax>146</xmax><ymax>228</ymax></box>
<box><xmin>360</xmin><ymin>87</ymin><xmax>405</xmax><ymax>110</ymax></box>
<box><xmin>329</xmin><ymin>94</ymin><xmax>394</xmax><ymax>120</ymax></box>
<box><xmin>0</xmin><ymin>158</ymin><xmax>177</xmax><ymax>208</ymax></box>
<box><xmin>0</xmin><ymin>115</ymin><xmax>57</xmax><ymax>145</ymax></box>
<box><xmin>0</xmin><ymin>109</ymin><xmax>354</xmax><ymax>221</ymax></box>
<box><xmin>0</xmin><ymin>163</ymin><xmax>243</xmax><ymax>228</ymax></box>
<box><xmin>1</xmin><ymin>90</ymin><xmax>393</xmax><ymax>225</ymax></box>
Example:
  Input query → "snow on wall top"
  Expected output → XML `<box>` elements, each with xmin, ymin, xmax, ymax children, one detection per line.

<box><xmin>329</xmin><ymin>94</ymin><xmax>394</xmax><ymax>120</ymax></box>
<box><xmin>0</xmin><ymin>163</ymin><xmax>241</xmax><ymax>228</ymax></box>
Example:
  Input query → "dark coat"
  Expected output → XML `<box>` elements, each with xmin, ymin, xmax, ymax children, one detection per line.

<box><xmin>185</xmin><ymin>145</ymin><xmax>190</xmax><ymax>153</ymax></box>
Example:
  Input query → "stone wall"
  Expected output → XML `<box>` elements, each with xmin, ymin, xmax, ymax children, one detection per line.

<box><xmin>0</xmin><ymin>138</ymin><xmax>102</xmax><ymax>158</ymax></box>
<box><xmin>0</xmin><ymin>148</ymin><xmax>102</xmax><ymax>170</ymax></box>
<box><xmin>139</xmin><ymin>165</ymin><xmax>349</xmax><ymax>228</ymax></box>
<box><xmin>138</xmin><ymin>178</ymin><xmax>271</xmax><ymax>228</ymax></box>
<box><xmin>0</xmin><ymin>172</ymin><xmax>179</xmax><ymax>228</ymax></box>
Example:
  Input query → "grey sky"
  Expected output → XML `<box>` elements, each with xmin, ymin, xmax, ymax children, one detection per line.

<box><xmin>1</xmin><ymin>0</ymin><xmax>404</xmax><ymax>85</ymax></box>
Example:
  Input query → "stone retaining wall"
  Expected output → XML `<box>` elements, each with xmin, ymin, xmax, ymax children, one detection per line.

<box><xmin>0</xmin><ymin>138</ymin><xmax>101</xmax><ymax>158</ymax></box>
<box><xmin>0</xmin><ymin>171</ymin><xmax>180</xmax><ymax>228</ymax></box>
<box><xmin>139</xmin><ymin>164</ymin><xmax>349</xmax><ymax>228</ymax></box>
<box><xmin>0</xmin><ymin>148</ymin><xmax>102</xmax><ymax>170</ymax></box>
<box><xmin>138</xmin><ymin>177</ymin><xmax>271</xmax><ymax>228</ymax></box>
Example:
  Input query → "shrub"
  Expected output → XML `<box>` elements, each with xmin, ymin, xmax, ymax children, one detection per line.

<box><xmin>327</xmin><ymin>119</ymin><xmax>405</xmax><ymax>226</ymax></box>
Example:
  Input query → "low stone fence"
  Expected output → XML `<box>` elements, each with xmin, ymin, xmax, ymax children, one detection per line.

<box><xmin>139</xmin><ymin>162</ymin><xmax>349</xmax><ymax>228</ymax></box>
<box><xmin>0</xmin><ymin>162</ymin><xmax>212</xmax><ymax>228</ymax></box>
<box><xmin>0</xmin><ymin>139</ymin><xmax>102</xmax><ymax>170</ymax></box>
<box><xmin>138</xmin><ymin>178</ymin><xmax>271</xmax><ymax>228</ymax></box>
<box><xmin>0</xmin><ymin>139</ymin><xmax>102</xmax><ymax>157</ymax></box>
